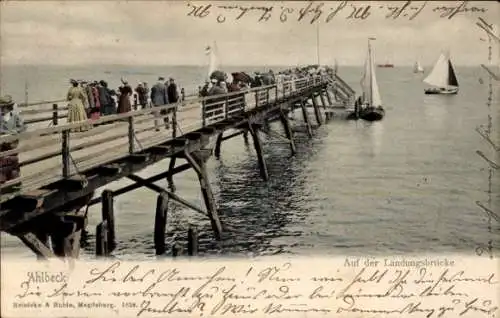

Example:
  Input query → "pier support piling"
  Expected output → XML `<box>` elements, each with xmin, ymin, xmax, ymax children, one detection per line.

<box><xmin>248</xmin><ymin>123</ymin><xmax>269</xmax><ymax>181</ymax></box>
<box><xmin>214</xmin><ymin>133</ymin><xmax>223</xmax><ymax>159</ymax></box>
<box><xmin>279</xmin><ymin>110</ymin><xmax>296</xmax><ymax>155</ymax></box>
<box><xmin>300</xmin><ymin>100</ymin><xmax>313</xmax><ymax>138</ymax></box>
<box><xmin>95</xmin><ymin>220</ymin><xmax>109</xmax><ymax>257</ymax></box>
<box><xmin>187</xmin><ymin>227</ymin><xmax>198</xmax><ymax>256</ymax></box>
<box><xmin>184</xmin><ymin>150</ymin><xmax>223</xmax><ymax>240</ymax></box>
<box><xmin>101</xmin><ymin>190</ymin><xmax>116</xmax><ymax>253</ymax></box>
<box><xmin>154</xmin><ymin>192</ymin><xmax>169</xmax><ymax>255</ymax></box>
<box><xmin>167</xmin><ymin>156</ymin><xmax>177</xmax><ymax>192</ymax></box>
<box><xmin>311</xmin><ymin>94</ymin><xmax>323</xmax><ymax>126</ymax></box>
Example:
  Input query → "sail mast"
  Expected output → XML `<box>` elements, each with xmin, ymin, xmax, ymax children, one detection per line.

<box><xmin>316</xmin><ymin>22</ymin><xmax>320</xmax><ymax>65</ymax></box>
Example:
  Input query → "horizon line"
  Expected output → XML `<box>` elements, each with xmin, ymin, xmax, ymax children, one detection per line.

<box><xmin>0</xmin><ymin>63</ymin><xmax>490</xmax><ymax>68</ymax></box>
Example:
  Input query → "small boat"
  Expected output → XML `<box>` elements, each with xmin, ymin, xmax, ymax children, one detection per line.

<box><xmin>358</xmin><ymin>38</ymin><xmax>385</xmax><ymax>122</ymax></box>
<box><xmin>413</xmin><ymin>60</ymin><xmax>424</xmax><ymax>73</ymax></box>
<box><xmin>377</xmin><ymin>62</ymin><xmax>394</xmax><ymax>68</ymax></box>
<box><xmin>423</xmin><ymin>52</ymin><xmax>459</xmax><ymax>95</ymax></box>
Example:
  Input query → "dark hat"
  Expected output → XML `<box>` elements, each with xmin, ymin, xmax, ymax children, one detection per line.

<box><xmin>0</xmin><ymin>95</ymin><xmax>15</xmax><ymax>108</ymax></box>
<box><xmin>158</xmin><ymin>76</ymin><xmax>165</xmax><ymax>81</ymax></box>
<box><xmin>169</xmin><ymin>77</ymin><xmax>174</xmax><ymax>81</ymax></box>
<box><xmin>99</xmin><ymin>80</ymin><xmax>106</xmax><ymax>86</ymax></box>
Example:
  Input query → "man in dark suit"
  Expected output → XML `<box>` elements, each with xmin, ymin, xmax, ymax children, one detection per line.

<box><xmin>150</xmin><ymin>77</ymin><xmax>169</xmax><ymax>130</ymax></box>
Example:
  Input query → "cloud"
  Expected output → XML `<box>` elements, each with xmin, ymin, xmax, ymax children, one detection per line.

<box><xmin>0</xmin><ymin>1</ymin><xmax>498</xmax><ymax>66</ymax></box>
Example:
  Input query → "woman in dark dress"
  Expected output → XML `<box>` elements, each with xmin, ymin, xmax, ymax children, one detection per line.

<box><xmin>117</xmin><ymin>78</ymin><xmax>132</xmax><ymax>114</ymax></box>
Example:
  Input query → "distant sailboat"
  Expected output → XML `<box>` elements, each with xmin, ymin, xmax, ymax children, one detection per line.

<box><xmin>358</xmin><ymin>38</ymin><xmax>385</xmax><ymax>121</ymax></box>
<box><xmin>205</xmin><ymin>41</ymin><xmax>219</xmax><ymax>80</ymax></box>
<box><xmin>413</xmin><ymin>60</ymin><xmax>424</xmax><ymax>73</ymax></box>
<box><xmin>333</xmin><ymin>58</ymin><xmax>338</xmax><ymax>74</ymax></box>
<box><xmin>423</xmin><ymin>52</ymin><xmax>459</xmax><ymax>95</ymax></box>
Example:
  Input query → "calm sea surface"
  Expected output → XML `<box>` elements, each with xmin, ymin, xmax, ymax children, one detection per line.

<box><xmin>1</xmin><ymin>65</ymin><xmax>499</xmax><ymax>259</ymax></box>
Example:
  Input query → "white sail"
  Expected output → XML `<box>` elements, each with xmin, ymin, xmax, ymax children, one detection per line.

<box><xmin>205</xmin><ymin>41</ymin><xmax>219</xmax><ymax>79</ymax></box>
<box><xmin>414</xmin><ymin>60</ymin><xmax>424</xmax><ymax>73</ymax></box>
<box><xmin>360</xmin><ymin>41</ymin><xmax>382</xmax><ymax>107</ymax></box>
<box><xmin>423</xmin><ymin>53</ymin><xmax>451</xmax><ymax>88</ymax></box>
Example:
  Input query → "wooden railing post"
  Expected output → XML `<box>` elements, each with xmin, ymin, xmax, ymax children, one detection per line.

<box><xmin>62</xmin><ymin>130</ymin><xmax>70</xmax><ymax>178</ymax></box>
<box><xmin>266</xmin><ymin>87</ymin><xmax>270</xmax><ymax>105</ymax></box>
<box><xmin>202</xmin><ymin>101</ymin><xmax>206</xmax><ymax>127</ymax></box>
<box><xmin>275</xmin><ymin>85</ymin><xmax>278</xmax><ymax>102</ymax></box>
<box><xmin>52</xmin><ymin>104</ymin><xmax>58</xmax><ymax>126</ymax></box>
<box><xmin>172</xmin><ymin>104</ymin><xmax>177</xmax><ymax>139</ymax></box>
<box><xmin>128</xmin><ymin>116</ymin><xmax>134</xmax><ymax>154</ymax></box>
<box><xmin>255</xmin><ymin>90</ymin><xmax>259</xmax><ymax>108</ymax></box>
<box><xmin>224</xmin><ymin>95</ymin><xmax>229</xmax><ymax>120</ymax></box>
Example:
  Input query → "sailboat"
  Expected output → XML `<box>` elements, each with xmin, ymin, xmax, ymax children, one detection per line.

<box><xmin>358</xmin><ymin>38</ymin><xmax>385</xmax><ymax>121</ymax></box>
<box><xmin>205</xmin><ymin>41</ymin><xmax>219</xmax><ymax>81</ymax></box>
<box><xmin>423</xmin><ymin>52</ymin><xmax>459</xmax><ymax>95</ymax></box>
<box><xmin>413</xmin><ymin>60</ymin><xmax>424</xmax><ymax>73</ymax></box>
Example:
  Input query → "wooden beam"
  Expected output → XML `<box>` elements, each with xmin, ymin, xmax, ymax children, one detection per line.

<box><xmin>300</xmin><ymin>100</ymin><xmax>313</xmax><ymax>138</ymax></box>
<box><xmin>279</xmin><ymin>110</ymin><xmax>296</xmax><ymax>155</ymax></box>
<box><xmin>311</xmin><ymin>95</ymin><xmax>323</xmax><ymax>125</ymax></box>
<box><xmin>126</xmin><ymin>174</ymin><xmax>208</xmax><ymax>217</ymax></box>
<box><xmin>185</xmin><ymin>151</ymin><xmax>222</xmax><ymax>240</ymax></box>
<box><xmin>18</xmin><ymin>232</ymin><xmax>56</xmax><ymax>259</ymax></box>
<box><xmin>248</xmin><ymin>123</ymin><xmax>269</xmax><ymax>181</ymax></box>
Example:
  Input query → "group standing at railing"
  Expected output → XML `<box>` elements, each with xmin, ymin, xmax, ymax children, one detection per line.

<box><xmin>0</xmin><ymin>65</ymin><xmax>332</xmax><ymax>188</ymax></box>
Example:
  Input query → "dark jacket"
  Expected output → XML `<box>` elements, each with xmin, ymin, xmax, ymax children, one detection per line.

<box><xmin>167</xmin><ymin>83</ymin><xmax>179</xmax><ymax>103</ymax></box>
<box><xmin>150</xmin><ymin>82</ymin><xmax>168</xmax><ymax>106</ymax></box>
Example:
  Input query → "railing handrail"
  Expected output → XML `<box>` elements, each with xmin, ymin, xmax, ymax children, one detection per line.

<box><xmin>1</xmin><ymin>75</ymin><xmax>327</xmax><ymax>144</ymax></box>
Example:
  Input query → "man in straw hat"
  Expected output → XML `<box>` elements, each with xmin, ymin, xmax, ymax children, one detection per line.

<box><xmin>0</xmin><ymin>95</ymin><xmax>26</xmax><ymax>187</ymax></box>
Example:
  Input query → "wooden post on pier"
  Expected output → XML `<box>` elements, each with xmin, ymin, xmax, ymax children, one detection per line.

<box><xmin>319</xmin><ymin>91</ymin><xmax>329</xmax><ymax>109</ymax></box>
<box><xmin>154</xmin><ymin>192</ymin><xmax>169</xmax><ymax>255</ymax></box>
<box><xmin>184</xmin><ymin>150</ymin><xmax>223</xmax><ymax>240</ymax></box>
<box><xmin>279</xmin><ymin>110</ymin><xmax>296</xmax><ymax>155</ymax></box>
<box><xmin>52</xmin><ymin>104</ymin><xmax>58</xmax><ymax>126</ymax></box>
<box><xmin>96</xmin><ymin>220</ymin><xmax>109</xmax><ymax>256</ymax></box>
<box><xmin>187</xmin><ymin>227</ymin><xmax>198</xmax><ymax>256</ymax></box>
<box><xmin>248</xmin><ymin>123</ymin><xmax>269</xmax><ymax>181</ymax></box>
<box><xmin>101</xmin><ymin>190</ymin><xmax>116</xmax><ymax>252</ymax></box>
<box><xmin>300</xmin><ymin>100</ymin><xmax>313</xmax><ymax>138</ymax></box>
<box><xmin>214</xmin><ymin>133</ymin><xmax>223</xmax><ymax>159</ymax></box>
<box><xmin>311</xmin><ymin>94</ymin><xmax>323</xmax><ymax>125</ymax></box>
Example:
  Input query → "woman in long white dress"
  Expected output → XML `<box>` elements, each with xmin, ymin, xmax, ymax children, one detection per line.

<box><xmin>66</xmin><ymin>80</ymin><xmax>90</xmax><ymax>132</ymax></box>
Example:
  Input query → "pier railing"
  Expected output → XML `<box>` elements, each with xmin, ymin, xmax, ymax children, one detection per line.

<box><xmin>0</xmin><ymin>75</ymin><xmax>327</xmax><ymax>201</ymax></box>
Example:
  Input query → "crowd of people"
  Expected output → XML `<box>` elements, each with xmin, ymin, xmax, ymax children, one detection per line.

<box><xmin>64</xmin><ymin>77</ymin><xmax>185</xmax><ymax>129</ymax></box>
<box><xmin>0</xmin><ymin>65</ymin><xmax>330</xmax><ymax>187</ymax></box>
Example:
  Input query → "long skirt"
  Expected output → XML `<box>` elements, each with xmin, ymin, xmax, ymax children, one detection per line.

<box><xmin>67</xmin><ymin>100</ymin><xmax>91</xmax><ymax>132</ymax></box>
<box><xmin>117</xmin><ymin>95</ymin><xmax>132</xmax><ymax>114</ymax></box>
<box><xmin>0</xmin><ymin>141</ymin><xmax>20</xmax><ymax>184</ymax></box>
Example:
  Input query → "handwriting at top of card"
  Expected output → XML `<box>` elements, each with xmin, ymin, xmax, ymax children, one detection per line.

<box><xmin>186</xmin><ymin>1</ymin><xmax>489</xmax><ymax>24</ymax></box>
<box><xmin>1</xmin><ymin>256</ymin><xmax>498</xmax><ymax>317</ymax></box>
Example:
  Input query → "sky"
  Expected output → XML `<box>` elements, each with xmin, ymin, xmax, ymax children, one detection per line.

<box><xmin>0</xmin><ymin>0</ymin><xmax>498</xmax><ymax>67</ymax></box>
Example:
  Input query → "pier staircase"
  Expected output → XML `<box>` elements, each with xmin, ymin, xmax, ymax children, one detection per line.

<box><xmin>326</xmin><ymin>73</ymin><xmax>356</xmax><ymax>107</ymax></box>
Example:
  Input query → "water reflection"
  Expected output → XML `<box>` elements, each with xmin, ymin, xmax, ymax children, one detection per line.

<box><xmin>422</xmin><ymin>97</ymin><xmax>448</xmax><ymax>128</ymax></box>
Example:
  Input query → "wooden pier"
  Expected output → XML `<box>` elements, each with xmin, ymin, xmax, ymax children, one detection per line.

<box><xmin>0</xmin><ymin>74</ymin><xmax>355</xmax><ymax>259</ymax></box>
